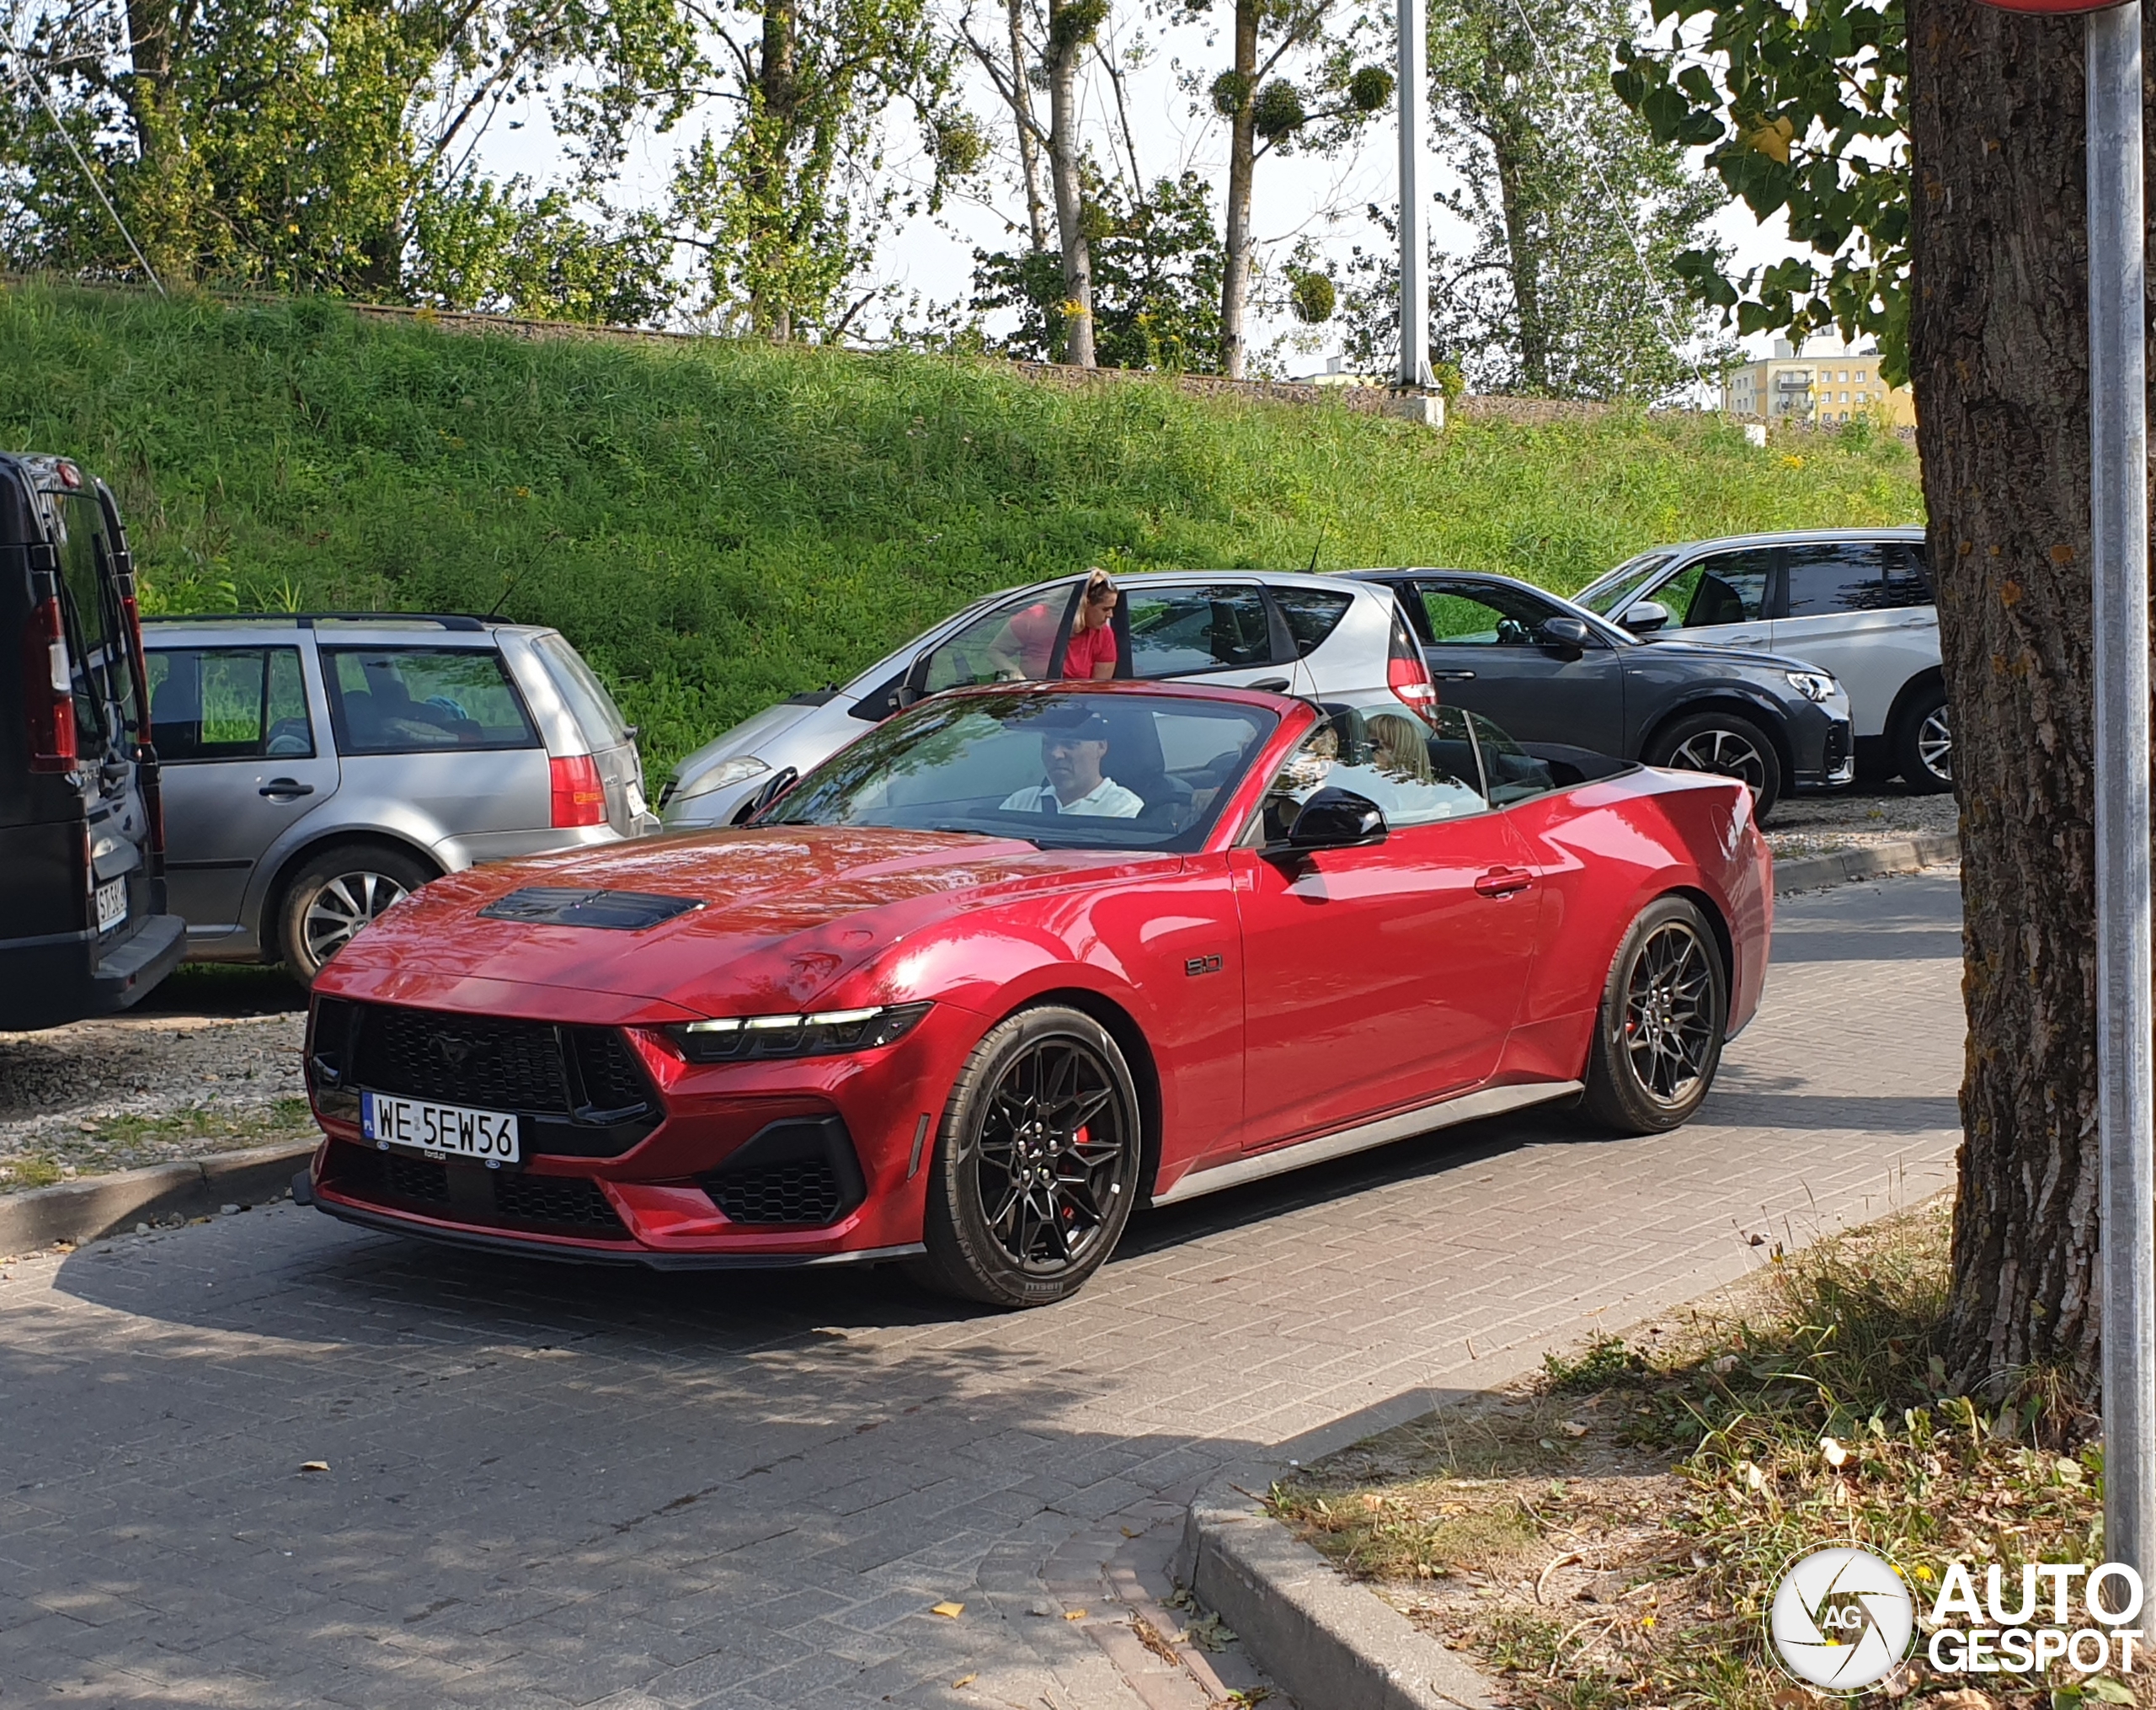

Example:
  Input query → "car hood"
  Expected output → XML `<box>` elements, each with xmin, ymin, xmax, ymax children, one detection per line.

<box><xmin>668</xmin><ymin>698</ymin><xmax>822</xmax><ymax>783</ymax></box>
<box><xmin>1632</xmin><ymin>637</ymin><xmax>1828</xmax><ymax>675</ymax></box>
<box><xmin>317</xmin><ymin>827</ymin><xmax>1169</xmax><ymax>1018</ymax></box>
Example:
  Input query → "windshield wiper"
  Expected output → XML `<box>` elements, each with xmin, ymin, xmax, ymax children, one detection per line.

<box><xmin>929</xmin><ymin>824</ymin><xmax>1039</xmax><ymax>847</ymax></box>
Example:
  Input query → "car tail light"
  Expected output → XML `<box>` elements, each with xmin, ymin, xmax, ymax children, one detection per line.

<box><xmin>550</xmin><ymin>754</ymin><xmax>607</xmax><ymax>827</ymax></box>
<box><xmin>1386</xmin><ymin>613</ymin><xmax>1438</xmax><ymax>716</ymax></box>
<box><xmin>23</xmin><ymin>594</ymin><xmax>77</xmax><ymax>773</ymax></box>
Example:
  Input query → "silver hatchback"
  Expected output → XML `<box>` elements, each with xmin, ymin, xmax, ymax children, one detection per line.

<box><xmin>661</xmin><ymin>570</ymin><xmax>1422</xmax><ymax>828</ymax></box>
<box><xmin>141</xmin><ymin>613</ymin><xmax>658</xmax><ymax>981</ymax></box>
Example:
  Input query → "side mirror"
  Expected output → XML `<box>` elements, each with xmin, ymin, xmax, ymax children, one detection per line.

<box><xmin>1274</xmin><ymin>787</ymin><xmax>1388</xmax><ymax>855</ymax></box>
<box><xmin>1537</xmin><ymin>615</ymin><xmax>1593</xmax><ymax>653</ymax></box>
<box><xmin>1620</xmin><ymin>599</ymin><xmax>1670</xmax><ymax>637</ymax></box>
<box><xmin>731</xmin><ymin>766</ymin><xmax>799</xmax><ymax>826</ymax></box>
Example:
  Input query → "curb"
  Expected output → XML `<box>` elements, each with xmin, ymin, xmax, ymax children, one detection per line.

<box><xmin>1176</xmin><ymin>1478</ymin><xmax>1496</xmax><ymax>1710</ymax></box>
<box><xmin>0</xmin><ymin>1139</ymin><xmax>317</xmax><ymax>1255</ymax></box>
<box><xmin>1773</xmin><ymin>830</ymin><xmax>1958</xmax><ymax>895</ymax></box>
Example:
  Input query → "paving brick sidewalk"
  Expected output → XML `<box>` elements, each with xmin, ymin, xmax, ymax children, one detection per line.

<box><xmin>0</xmin><ymin>873</ymin><xmax>1964</xmax><ymax>1709</ymax></box>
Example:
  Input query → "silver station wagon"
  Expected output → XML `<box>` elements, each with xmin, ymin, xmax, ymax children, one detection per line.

<box><xmin>141</xmin><ymin>614</ymin><xmax>657</xmax><ymax>982</ymax></box>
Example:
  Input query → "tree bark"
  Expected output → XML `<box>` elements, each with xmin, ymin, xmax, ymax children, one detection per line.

<box><xmin>118</xmin><ymin>0</ymin><xmax>194</xmax><ymax>280</ymax></box>
<box><xmin>1906</xmin><ymin>0</ymin><xmax>2119</xmax><ymax>1397</ymax></box>
<box><xmin>1045</xmin><ymin>0</ymin><xmax>1097</xmax><ymax>367</ymax></box>
<box><xmin>1483</xmin><ymin>33</ymin><xmax>1547</xmax><ymax>394</ymax></box>
<box><xmin>751</xmin><ymin>0</ymin><xmax>801</xmax><ymax>339</ymax></box>
<box><xmin>1006</xmin><ymin>0</ymin><xmax>1049</xmax><ymax>253</ymax></box>
<box><xmin>1217</xmin><ymin>0</ymin><xmax>1260</xmax><ymax>379</ymax></box>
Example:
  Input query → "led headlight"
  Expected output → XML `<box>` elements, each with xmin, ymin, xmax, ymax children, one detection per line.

<box><xmin>668</xmin><ymin>1002</ymin><xmax>931</xmax><ymax>1063</ymax></box>
<box><xmin>1785</xmin><ymin>670</ymin><xmax>1839</xmax><ymax>704</ymax></box>
<box><xmin>670</xmin><ymin>754</ymin><xmax>771</xmax><ymax>804</ymax></box>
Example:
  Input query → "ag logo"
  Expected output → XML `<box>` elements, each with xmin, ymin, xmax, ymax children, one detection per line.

<box><xmin>1768</xmin><ymin>1546</ymin><xmax>1915</xmax><ymax>1691</ymax></box>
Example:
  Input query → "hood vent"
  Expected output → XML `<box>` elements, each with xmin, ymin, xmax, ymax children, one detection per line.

<box><xmin>479</xmin><ymin>887</ymin><xmax>702</xmax><ymax>931</ymax></box>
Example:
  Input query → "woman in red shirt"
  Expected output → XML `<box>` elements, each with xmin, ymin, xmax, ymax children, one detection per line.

<box><xmin>996</xmin><ymin>570</ymin><xmax>1120</xmax><ymax>679</ymax></box>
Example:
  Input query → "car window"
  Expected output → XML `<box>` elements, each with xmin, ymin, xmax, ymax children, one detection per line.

<box><xmin>1271</xmin><ymin>588</ymin><xmax>1354</xmax><ymax>657</ymax></box>
<box><xmin>1124</xmin><ymin>585</ymin><xmax>1275</xmax><ymax>676</ymax></box>
<box><xmin>1783</xmin><ymin>542</ymin><xmax>1935</xmax><ymax>616</ymax></box>
<box><xmin>47</xmin><ymin>492</ymin><xmax>123</xmax><ymax>748</ymax></box>
<box><xmin>919</xmin><ymin>584</ymin><xmax>1080</xmax><ymax>692</ymax></box>
<box><xmin>1254</xmin><ymin>704</ymin><xmax>1489</xmax><ymax>842</ymax></box>
<box><xmin>1655</xmin><ymin>550</ymin><xmax>1773</xmax><ymax>628</ymax></box>
<box><xmin>765</xmin><ymin>689</ymin><xmax>1277</xmax><ymax>851</ymax></box>
<box><xmin>532</xmin><ymin>632</ymin><xmax>631</xmax><ymax>747</ymax></box>
<box><xmin>1413</xmin><ymin>581</ymin><xmax>1557</xmax><ymax>646</ymax></box>
<box><xmin>322</xmin><ymin>647</ymin><xmax>538</xmax><ymax>754</ymax></box>
<box><xmin>1574</xmin><ymin>551</ymin><xmax>1673</xmax><ymax>618</ymax></box>
<box><xmin>1468</xmin><ymin>711</ymin><xmax>1559</xmax><ymax>806</ymax></box>
<box><xmin>147</xmin><ymin>647</ymin><xmax>313</xmax><ymax>761</ymax></box>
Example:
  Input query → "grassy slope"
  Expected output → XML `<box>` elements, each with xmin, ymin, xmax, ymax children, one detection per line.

<box><xmin>0</xmin><ymin>283</ymin><xmax>1924</xmax><ymax>771</ymax></box>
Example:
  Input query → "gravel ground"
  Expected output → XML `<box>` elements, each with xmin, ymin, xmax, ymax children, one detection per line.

<box><xmin>1765</xmin><ymin>779</ymin><xmax>1957</xmax><ymax>859</ymax></box>
<box><xmin>0</xmin><ymin>966</ymin><xmax>308</xmax><ymax>1192</ymax></box>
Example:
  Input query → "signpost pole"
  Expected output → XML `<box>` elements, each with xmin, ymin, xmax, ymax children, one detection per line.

<box><xmin>1396</xmin><ymin>0</ymin><xmax>1433</xmax><ymax>392</ymax></box>
<box><xmin>2088</xmin><ymin>0</ymin><xmax>2156</xmax><ymax>1595</ymax></box>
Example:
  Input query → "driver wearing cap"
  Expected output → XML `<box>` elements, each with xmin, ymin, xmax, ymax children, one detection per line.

<box><xmin>999</xmin><ymin>706</ymin><xmax>1144</xmax><ymax>818</ymax></box>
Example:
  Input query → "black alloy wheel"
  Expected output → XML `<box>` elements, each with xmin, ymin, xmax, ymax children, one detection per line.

<box><xmin>1581</xmin><ymin>896</ymin><xmax>1728</xmax><ymax>1134</ymax></box>
<box><xmin>914</xmin><ymin>1004</ymin><xmax>1142</xmax><ymax>1308</ymax></box>
<box><xmin>1645</xmin><ymin>710</ymin><xmax>1784</xmax><ymax>822</ymax></box>
<box><xmin>1892</xmin><ymin>681</ymin><xmax>1953</xmax><ymax>794</ymax></box>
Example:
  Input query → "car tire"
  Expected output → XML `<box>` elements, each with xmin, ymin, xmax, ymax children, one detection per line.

<box><xmin>278</xmin><ymin>844</ymin><xmax>434</xmax><ymax>986</ymax></box>
<box><xmin>1579</xmin><ymin>895</ymin><xmax>1729</xmax><ymax>1136</ymax></box>
<box><xmin>911</xmin><ymin>1004</ymin><xmax>1143</xmax><ymax>1309</ymax></box>
<box><xmin>1644</xmin><ymin>710</ymin><xmax>1784</xmax><ymax>823</ymax></box>
<box><xmin>1892</xmin><ymin>681</ymin><xmax>1953</xmax><ymax>794</ymax></box>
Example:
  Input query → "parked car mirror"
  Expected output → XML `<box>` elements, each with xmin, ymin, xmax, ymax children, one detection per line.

<box><xmin>1620</xmin><ymin>599</ymin><xmax>1670</xmax><ymax>637</ymax></box>
<box><xmin>1537</xmin><ymin>615</ymin><xmax>1593</xmax><ymax>653</ymax></box>
<box><xmin>1273</xmin><ymin>787</ymin><xmax>1388</xmax><ymax>856</ymax></box>
<box><xmin>731</xmin><ymin>766</ymin><xmax>799</xmax><ymax>826</ymax></box>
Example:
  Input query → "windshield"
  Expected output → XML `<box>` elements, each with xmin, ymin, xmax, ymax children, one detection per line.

<box><xmin>764</xmin><ymin>689</ymin><xmax>1279</xmax><ymax>851</ymax></box>
<box><xmin>1572</xmin><ymin>551</ymin><xmax>1673</xmax><ymax>618</ymax></box>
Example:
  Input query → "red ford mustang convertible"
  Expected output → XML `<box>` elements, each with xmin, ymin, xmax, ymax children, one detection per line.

<box><xmin>298</xmin><ymin>681</ymin><xmax>1771</xmax><ymax>1308</ymax></box>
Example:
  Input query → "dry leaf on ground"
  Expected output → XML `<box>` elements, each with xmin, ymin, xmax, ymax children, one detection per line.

<box><xmin>931</xmin><ymin>1601</ymin><xmax>964</xmax><ymax>1618</ymax></box>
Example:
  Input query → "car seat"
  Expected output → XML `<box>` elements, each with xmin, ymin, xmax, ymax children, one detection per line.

<box><xmin>1685</xmin><ymin>573</ymin><xmax>1751</xmax><ymax>628</ymax></box>
<box><xmin>148</xmin><ymin>664</ymin><xmax>203</xmax><ymax>759</ymax></box>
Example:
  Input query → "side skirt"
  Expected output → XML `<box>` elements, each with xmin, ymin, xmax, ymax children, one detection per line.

<box><xmin>1149</xmin><ymin>1079</ymin><xmax>1585</xmax><ymax>1208</ymax></box>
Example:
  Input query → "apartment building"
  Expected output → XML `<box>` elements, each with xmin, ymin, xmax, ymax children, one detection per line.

<box><xmin>1722</xmin><ymin>339</ymin><xmax>1916</xmax><ymax>427</ymax></box>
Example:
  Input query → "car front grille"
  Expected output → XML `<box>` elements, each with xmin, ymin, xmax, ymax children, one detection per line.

<box><xmin>707</xmin><ymin>1160</ymin><xmax>844</xmax><ymax>1226</ymax></box>
<box><xmin>323</xmin><ymin>1143</ymin><xmax>631</xmax><ymax>1240</ymax></box>
<box><xmin>311</xmin><ymin>999</ymin><xmax>659</xmax><ymax>1154</ymax></box>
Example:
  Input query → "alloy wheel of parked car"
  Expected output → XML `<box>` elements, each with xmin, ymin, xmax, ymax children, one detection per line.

<box><xmin>1582</xmin><ymin>896</ymin><xmax>1729</xmax><ymax>1135</ymax></box>
<box><xmin>914</xmin><ymin>1004</ymin><xmax>1141</xmax><ymax>1308</ymax></box>
<box><xmin>1646</xmin><ymin>711</ymin><xmax>1783</xmax><ymax>822</ymax></box>
<box><xmin>1893</xmin><ymin>682</ymin><xmax>1953</xmax><ymax>794</ymax></box>
<box><xmin>280</xmin><ymin>844</ymin><xmax>435</xmax><ymax>985</ymax></box>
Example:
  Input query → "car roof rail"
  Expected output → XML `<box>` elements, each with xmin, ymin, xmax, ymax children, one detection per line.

<box><xmin>139</xmin><ymin>611</ymin><xmax>491</xmax><ymax>631</ymax></box>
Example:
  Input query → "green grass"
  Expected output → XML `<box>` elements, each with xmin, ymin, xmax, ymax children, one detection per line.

<box><xmin>0</xmin><ymin>280</ymin><xmax>1924</xmax><ymax>772</ymax></box>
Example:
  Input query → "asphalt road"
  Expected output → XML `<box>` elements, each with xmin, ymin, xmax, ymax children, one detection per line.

<box><xmin>0</xmin><ymin>871</ymin><xmax>1966</xmax><ymax>1710</ymax></box>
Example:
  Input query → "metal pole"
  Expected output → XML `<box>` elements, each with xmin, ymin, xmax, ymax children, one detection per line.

<box><xmin>1396</xmin><ymin>0</ymin><xmax>1433</xmax><ymax>390</ymax></box>
<box><xmin>2089</xmin><ymin>0</ymin><xmax>2155</xmax><ymax>1598</ymax></box>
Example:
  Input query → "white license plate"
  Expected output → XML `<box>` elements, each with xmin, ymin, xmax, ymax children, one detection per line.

<box><xmin>94</xmin><ymin>877</ymin><xmax>126</xmax><ymax>934</ymax></box>
<box><xmin>361</xmin><ymin>1091</ymin><xmax>520</xmax><ymax>1164</ymax></box>
<box><xmin>626</xmin><ymin>780</ymin><xmax>647</xmax><ymax>818</ymax></box>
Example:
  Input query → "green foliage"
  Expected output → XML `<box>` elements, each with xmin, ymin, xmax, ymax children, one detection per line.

<box><xmin>1338</xmin><ymin>0</ymin><xmax>1736</xmax><ymax>402</ymax></box>
<box><xmin>1612</xmin><ymin>0</ymin><xmax>1908</xmax><ymax>381</ymax></box>
<box><xmin>1348</xmin><ymin>65</ymin><xmax>1395</xmax><ymax>113</ymax></box>
<box><xmin>1288</xmin><ymin>269</ymin><xmax>1336</xmax><ymax>326</ymax></box>
<box><xmin>0</xmin><ymin>284</ymin><xmax>1923</xmax><ymax>773</ymax></box>
<box><xmin>974</xmin><ymin>172</ymin><xmax>1225</xmax><ymax>370</ymax></box>
<box><xmin>1252</xmin><ymin>78</ymin><xmax>1308</xmax><ymax>142</ymax></box>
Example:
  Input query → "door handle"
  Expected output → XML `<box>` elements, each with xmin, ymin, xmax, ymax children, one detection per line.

<box><xmin>1430</xmin><ymin>669</ymin><xmax>1476</xmax><ymax>681</ymax></box>
<box><xmin>259</xmin><ymin>779</ymin><xmax>315</xmax><ymax>799</ymax></box>
<box><xmin>1473</xmin><ymin>866</ymin><xmax>1534</xmax><ymax>898</ymax></box>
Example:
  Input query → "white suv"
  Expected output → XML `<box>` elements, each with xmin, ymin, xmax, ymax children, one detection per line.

<box><xmin>661</xmin><ymin>571</ymin><xmax>1429</xmax><ymax>828</ymax></box>
<box><xmin>1572</xmin><ymin>528</ymin><xmax>1946</xmax><ymax>791</ymax></box>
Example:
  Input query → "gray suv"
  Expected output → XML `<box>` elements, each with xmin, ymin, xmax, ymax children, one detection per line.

<box><xmin>141</xmin><ymin>614</ymin><xmax>657</xmax><ymax>981</ymax></box>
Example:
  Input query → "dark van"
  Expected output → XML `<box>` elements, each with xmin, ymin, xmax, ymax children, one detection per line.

<box><xmin>0</xmin><ymin>454</ymin><xmax>184</xmax><ymax>1028</ymax></box>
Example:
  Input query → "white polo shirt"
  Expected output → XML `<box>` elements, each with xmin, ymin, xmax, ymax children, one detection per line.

<box><xmin>998</xmin><ymin>776</ymin><xmax>1145</xmax><ymax>818</ymax></box>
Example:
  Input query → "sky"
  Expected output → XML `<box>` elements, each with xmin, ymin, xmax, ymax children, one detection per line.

<box><xmin>468</xmin><ymin>4</ymin><xmax>1825</xmax><ymax>380</ymax></box>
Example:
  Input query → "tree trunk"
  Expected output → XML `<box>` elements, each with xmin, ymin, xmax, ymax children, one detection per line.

<box><xmin>750</xmin><ymin>0</ymin><xmax>800</xmax><ymax>339</ymax></box>
<box><xmin>1906</xmin><ymin>0</ymin><xmax>2118</xmax><ymax>1398</ymax></box>
<box><xmin>1045</xmin><ymin>0</ymin><xmax>1097</xmax><ymax>367</ymax></box>
<box><xmin>119</xmin><ymin>0</ymin><xmax>194</xmax><ymax>281</ymax></box>
<box><xmin>1485</xmin><ymin>75</ymin><xmax>1547</xmax><ymax>392</ymax></box>
<box><xmin>1006</xmin><ymin>0</ymin><xmax>1049</xmax><ymax>253</ymax></box>
<box><xmin>1218</xmin><ymin>0</ymin><xmax>1260</xmax><ymax>380</ymax></box>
